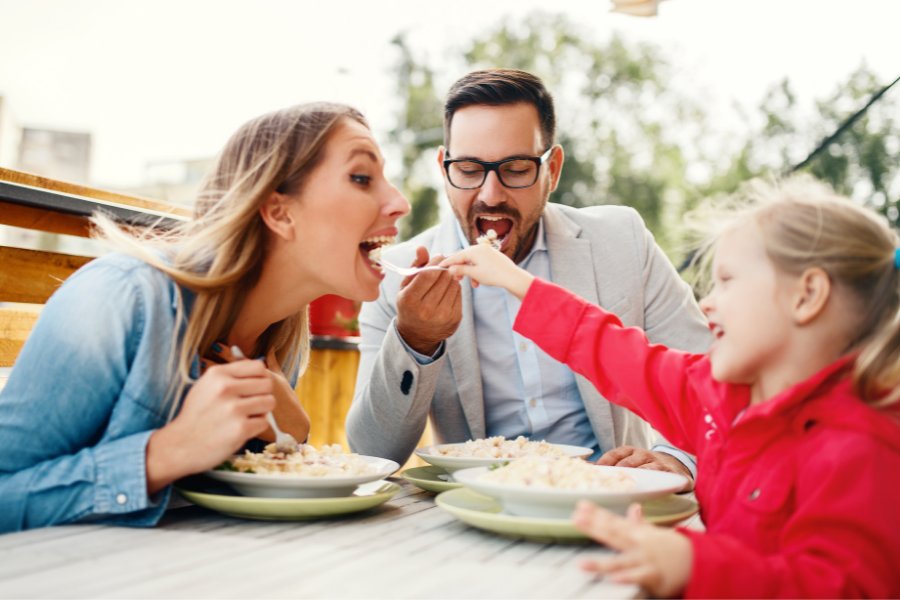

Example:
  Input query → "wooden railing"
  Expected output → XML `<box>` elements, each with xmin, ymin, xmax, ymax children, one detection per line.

<box><xmin>0</xmin><ymin>168</ymin><xmax>363</xmax><ymax>450</ymax></box>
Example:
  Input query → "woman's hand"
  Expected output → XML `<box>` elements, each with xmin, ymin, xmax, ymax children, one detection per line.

<box><xmin>145</xmin><ymin>359</ymin><xmax>275</xmax><ymax>494</ymax></box>
<box><xmin>439</xmin><ymin>244</ymin><xmax>535</xmax><ymax>299</ymax></box>
<box><xmin>265</xmin><ymin>349</ymin><xmax>310</xmax><ymax>444</ymax></box>
<box><xmin>573</xmin><ymin>501</ymin><xmax>692</xmax><ymax>598</ymax></box>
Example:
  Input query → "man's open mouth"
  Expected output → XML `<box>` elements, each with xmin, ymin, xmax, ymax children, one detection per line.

<box><xmin>474</xmin><ymin>215</ymin><xmax>513</xmax><ymax>248</ymax></box>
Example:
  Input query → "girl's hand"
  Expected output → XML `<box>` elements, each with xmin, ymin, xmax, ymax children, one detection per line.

<box><xmin>573</xmin><ymin>501</ymin><xmax>692</xmax><ymax>598</ymax></box>
<box><xmin>146</xmin><ymin>359</ymin><xmax>275</xmax><ymax>493</ymax></box>
<box><xmin>438</xmin><ymin>244</ymin><xmax>535</xmax><ymax>299</ymax></box>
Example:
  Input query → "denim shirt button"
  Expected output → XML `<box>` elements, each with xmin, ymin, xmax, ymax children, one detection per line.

<box><xmin>116</xmin><ymin>493</ymin><xmax>128</xmax><ymax>506</ymax></box>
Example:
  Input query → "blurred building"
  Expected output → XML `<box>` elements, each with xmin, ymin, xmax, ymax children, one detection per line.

<box><xmin>17</xmin><ymin>127</ymin><xmax>92</xmax><ymax>185</ymax></box>
<box><xmin>120</xmin><ymin>157</ymin><xmax>214</xmax><ymax>207</ymax></box>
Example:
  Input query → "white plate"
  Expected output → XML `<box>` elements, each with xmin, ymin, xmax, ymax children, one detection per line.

<box><xmin>453</xmin><ymin>465</ymin><xmax>688</xmax><ymax>519</ymax></box>
<box><xmin>206</xmin><ymin>455</ymin><xmax>399</xmax><ymax>498</ymax></box>
<box><xmin>414</xmin><ymin>443</ymin><xmax>592</xmax><ymax>474</ymax></box>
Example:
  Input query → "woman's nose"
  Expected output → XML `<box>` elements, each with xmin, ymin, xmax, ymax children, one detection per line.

<box><xmin>384</xmin><ymin>184</ymin><xmax>410</xmax><ymax>218</ymax></box>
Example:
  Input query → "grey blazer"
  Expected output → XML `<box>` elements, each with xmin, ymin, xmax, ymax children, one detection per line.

<box><xmin>346</xmin><ymin>203</ymin><xmax>711</xmax><ymax>464</ymax></box>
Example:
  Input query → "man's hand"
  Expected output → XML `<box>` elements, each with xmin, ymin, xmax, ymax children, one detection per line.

<box><xmin>396</xmin><ymin>247</ymin><xmax>462</xmax><ymax>355</ymax></box>
<box><xmin>597</xmin><ymin>445</ymin><xmax>694</xmax><ymax>492</ymax></box>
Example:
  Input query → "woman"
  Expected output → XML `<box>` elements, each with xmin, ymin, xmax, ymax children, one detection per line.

<box><xmin>0</xmin><ymin>103</ymin><xmax>409</xmax><ymax>532</ymax></box>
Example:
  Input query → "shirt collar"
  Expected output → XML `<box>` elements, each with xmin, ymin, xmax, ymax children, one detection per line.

<box><xmin>743</xmin><ymin>354</ymin><xmax>856</xmax><ymax>421</ymax></box>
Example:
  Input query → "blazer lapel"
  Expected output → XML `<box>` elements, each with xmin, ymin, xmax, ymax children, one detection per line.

<box><xmin>431</xmin><ymin>219</ymin><xmax>486</xmax><ymax>439</ymax></box>
<box><xmin>543</xmin><ymin>205</ymin><xmax>617</xmax><ymax>453</ymax></box>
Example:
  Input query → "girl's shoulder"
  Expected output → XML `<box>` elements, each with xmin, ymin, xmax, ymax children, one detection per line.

<box><xmin>796</xmin><ymin>385</ymin><xmax>900</xmax><ymax>459</ymax></box>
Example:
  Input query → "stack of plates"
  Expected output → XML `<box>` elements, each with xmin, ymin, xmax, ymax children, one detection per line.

<box><xmin>403</xmin><ymin>442</ymin><xmax>698</xmax><ymax>541</ymax></box>
<box><xmin>176</xmin><ymin>455</ymin><xmax>399</xmax><ymax>521</ymax></box>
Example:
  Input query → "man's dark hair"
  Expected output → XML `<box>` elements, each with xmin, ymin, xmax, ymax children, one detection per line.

<box><xmin>443</xmin><ymin>69</ymin><xmax>556</xmax><ymax>153</ymax></box>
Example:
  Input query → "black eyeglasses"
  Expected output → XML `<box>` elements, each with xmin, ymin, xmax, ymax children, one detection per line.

<box><xmin>443</xmin><ymin>147</ymin><xmax>554</xmax><ymax>190</ymax></box>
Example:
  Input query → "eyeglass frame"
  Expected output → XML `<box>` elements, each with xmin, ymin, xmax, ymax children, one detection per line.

<box><xmin>442</xmin><ymin>146</ymin><xmax>555</xmax><ymax>190</ymax></box>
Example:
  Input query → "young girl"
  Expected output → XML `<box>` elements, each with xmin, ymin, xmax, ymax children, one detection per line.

<box><xmin>441</xmin><ymin>176</ymin><xmax>900</xmax><ymax>598</ymax></box>
<box><xmin>0</xmin><ymin>103</ymin><xmax>409</xmax><ymax>532</ymax></box>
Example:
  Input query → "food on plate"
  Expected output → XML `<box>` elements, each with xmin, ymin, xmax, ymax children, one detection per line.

<box><xmin>434</xmin><ymin>435</ymin><xmax>566</xmax><ymax>459</ymax></box>
<box><xmin>218</xmin><ymin>443</ymin><xmax>377</xmax><ymax>477</ymax></box>
<box><xmin>480</xmin><ymin>455</ymin><xmax>637</xmax><ymax>491</ymax></box>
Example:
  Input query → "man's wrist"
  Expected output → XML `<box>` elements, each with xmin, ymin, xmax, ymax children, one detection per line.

<box><xmin>396</xmin><ymin>326</ymin><xmax>441</xmax><ymax>356</ymax></box>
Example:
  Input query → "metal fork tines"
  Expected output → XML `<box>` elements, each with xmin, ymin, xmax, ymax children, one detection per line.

<box><xmin>375</xmin><ymin>259</ymin><xmax>448</xmax><ymax>276</ymax></box>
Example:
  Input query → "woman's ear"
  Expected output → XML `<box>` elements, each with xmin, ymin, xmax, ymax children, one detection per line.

<box><xmin>259</xmin><ymin>192</ymin><xmax>296</xmax><ymax>241</ymax></box>
<box><xmin>792</xmin><ymin>267</ymin><xmax>831</xmax><ymax>325</ymax></box>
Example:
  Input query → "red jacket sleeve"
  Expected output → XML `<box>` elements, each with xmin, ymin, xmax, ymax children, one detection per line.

<box><xmin>514</xmin><ymin>278</ymin><xmax>707</xmax><ymax>454</ymax></box>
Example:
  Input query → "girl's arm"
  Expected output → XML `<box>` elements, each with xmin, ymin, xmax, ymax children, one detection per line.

<box><xmin>442</xmin><ymin>245</ymin><xmax>708</xmax><ymax>452</ymax></box>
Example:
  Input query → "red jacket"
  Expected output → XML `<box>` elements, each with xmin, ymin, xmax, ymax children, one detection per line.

<box><xmin>515</xmin><ymin>278</ymin><xmax>900</xmax><ymax>598</ymax></box>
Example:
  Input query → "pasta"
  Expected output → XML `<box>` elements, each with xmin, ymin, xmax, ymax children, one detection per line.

<box><xmin>435</xmin><ymin>435</ymin><xmax>566</xmax><ymax>459</ymax></box>
<box><xmin>222</xmin><ymin>443</ymin><xmax>376</xmax><ymax>477</ymax></box>
<box><xmin>480</xmin><ymin>455</ymin><xmax>636</xmax><ymax>491</ymax></box>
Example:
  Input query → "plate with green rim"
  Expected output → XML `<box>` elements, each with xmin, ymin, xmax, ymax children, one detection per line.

<box><xmin>401</xmin><ymin>466</ymin><xmax>462</xmax><ymax>493</ymax></box>
<box><xmin>435</xmin><ymin>488</ymin><xmax>698</xmax><ymax>543</ymax></box>
<box><xmin>175</xmin><ymin>476</ymin><xmax>400</xmax><ymax>521</ymax></box>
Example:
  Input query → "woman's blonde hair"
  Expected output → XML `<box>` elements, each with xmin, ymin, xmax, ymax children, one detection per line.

<box><xmin>92</xmin><ymin>102</ymin><xmax>367</xmax><ymax>412</ymax></box>
<box><xmin>690</xmin><ymin>175</ymin><xmax>900</xmax><ymax>407</ymax></box>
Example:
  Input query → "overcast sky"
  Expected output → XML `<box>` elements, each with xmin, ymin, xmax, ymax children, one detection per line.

<box><xmin>0</xmin><ymin>0</ymin><xmax>897</xmax><ymax>188</ymax></box>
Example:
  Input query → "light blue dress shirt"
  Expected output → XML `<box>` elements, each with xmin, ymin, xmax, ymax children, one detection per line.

<box><xmin>399</xmin><ymin>218</ymin><xmax>697</xmax><ymax>474</ymax></box>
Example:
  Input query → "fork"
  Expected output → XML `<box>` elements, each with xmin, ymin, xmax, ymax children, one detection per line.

<box><xmin>374</xmin><ymin>259</ymin><xmax>449</xmax><ymax>277</ymax></box>
<box><xmin>230</xmin><ymin>345</ymin><xmax>299</xmax><ymax>453</ymax></box>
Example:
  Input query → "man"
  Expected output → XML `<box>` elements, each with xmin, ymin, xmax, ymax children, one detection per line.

<box><xmin>346</xmin><ymin>69</ymin><xmax>710</xmax><ymax>483</ymax></box>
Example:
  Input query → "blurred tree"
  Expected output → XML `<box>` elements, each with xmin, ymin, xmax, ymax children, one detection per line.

<box><xmin>388</xmin><ymin>13</ymin><xmax>712</xmax><ymax>252</ymax></box>
<box><xmin>389</xmin><ymin>14</ymin><xmax>899</xmax><ymax>262</ymax></box>
<box><xmin>388</xmin><ymin>33</ymin><xmax>444</xmax><ymax>240</ymax></box>
<box><xmin>709</xmin><ymin>65</ymin><xmax>900</xmax><ymax>228</ymax></box>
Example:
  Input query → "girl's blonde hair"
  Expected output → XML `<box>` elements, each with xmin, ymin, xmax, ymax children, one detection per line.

<box><xmin>92</xmin><ymin>102</ymin><xmax>367</xmax><ymax>412</ymax></box>
<box><xmin>691</xmin><ymin>175</ymin><xmax>900</xmax><ymax>407</ymax></box>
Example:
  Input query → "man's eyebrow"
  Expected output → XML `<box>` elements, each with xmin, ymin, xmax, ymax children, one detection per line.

<box><xmin>448</xmin><ymin>153</ymin><xmax>535</xmax><ymax>161</ymax></box>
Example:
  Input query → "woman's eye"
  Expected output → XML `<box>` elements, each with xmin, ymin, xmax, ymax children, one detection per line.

<box><xmin>350</xmin><ymin>174</ymin><xmax>371</xmax><ymax>185</ymax></box>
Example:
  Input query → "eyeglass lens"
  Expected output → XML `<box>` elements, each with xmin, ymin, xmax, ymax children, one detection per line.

<box><xmin>447</xmin><ymin>158</ymin><xmax>540</xmax><ymax>189</ymax></box>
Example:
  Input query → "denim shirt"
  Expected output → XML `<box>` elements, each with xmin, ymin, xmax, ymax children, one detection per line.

<box><xmin>0</xmin><ymin>253</ymin><xmax>193</xmax><ymax>532</ymax></box>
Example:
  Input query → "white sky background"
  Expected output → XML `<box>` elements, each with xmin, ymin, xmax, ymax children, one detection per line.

<box><xmin>0</xmin><ymin>0</ymin><xmax>897</xmax><ymax>189</ymax></box>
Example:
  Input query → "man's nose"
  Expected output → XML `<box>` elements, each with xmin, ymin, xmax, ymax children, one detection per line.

<box><xmin>476</xmin><ymin>170</ymin><xmax>507</xmax><ymax>207</ymax></box>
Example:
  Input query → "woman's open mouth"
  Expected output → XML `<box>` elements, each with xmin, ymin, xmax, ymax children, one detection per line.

<box><xmin>359</xmin><ymin>236</ymin><xmax>395</xmax><ymax>273</ymax></box>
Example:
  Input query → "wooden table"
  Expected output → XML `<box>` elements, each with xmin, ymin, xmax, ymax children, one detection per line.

<box><xmin>0</xmin><ymin>480</ymin><xmax>638</xmax><ymax>599</ymax></box>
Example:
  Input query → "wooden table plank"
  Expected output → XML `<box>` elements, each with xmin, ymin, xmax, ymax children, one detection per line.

<box><xmin>0</xmin><ymin>481</ymin><xmax>638</xmax><ymax>599</ymax></box>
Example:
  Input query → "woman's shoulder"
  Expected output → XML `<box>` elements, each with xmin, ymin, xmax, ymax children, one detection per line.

<box><xmin>64</xmin><ymin>252</ymin><xmax>179</xmax><ymax>303</ymax></box>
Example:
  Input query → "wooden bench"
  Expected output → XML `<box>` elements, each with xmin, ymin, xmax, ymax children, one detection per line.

<box><xmin>0</xmin><ymin>168</ymin><xmax>368</xmax><ymax>451</ymax></box>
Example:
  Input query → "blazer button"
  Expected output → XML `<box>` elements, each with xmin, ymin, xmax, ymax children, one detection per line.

<box><xmin>400</xmin><ymin>370</ymin><xmax>413</xmax><ymax>395</ymax></box>
<box><xmin>748</xmin><ymin>488</ymin><xmax>761</xmax><ymax>501</ymax></box>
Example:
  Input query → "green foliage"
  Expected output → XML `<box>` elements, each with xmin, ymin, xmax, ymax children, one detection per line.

<box><xmin>388</xmin><ymin>12</ymin><xmax>900</xmax><ymax>259</ymax></box>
